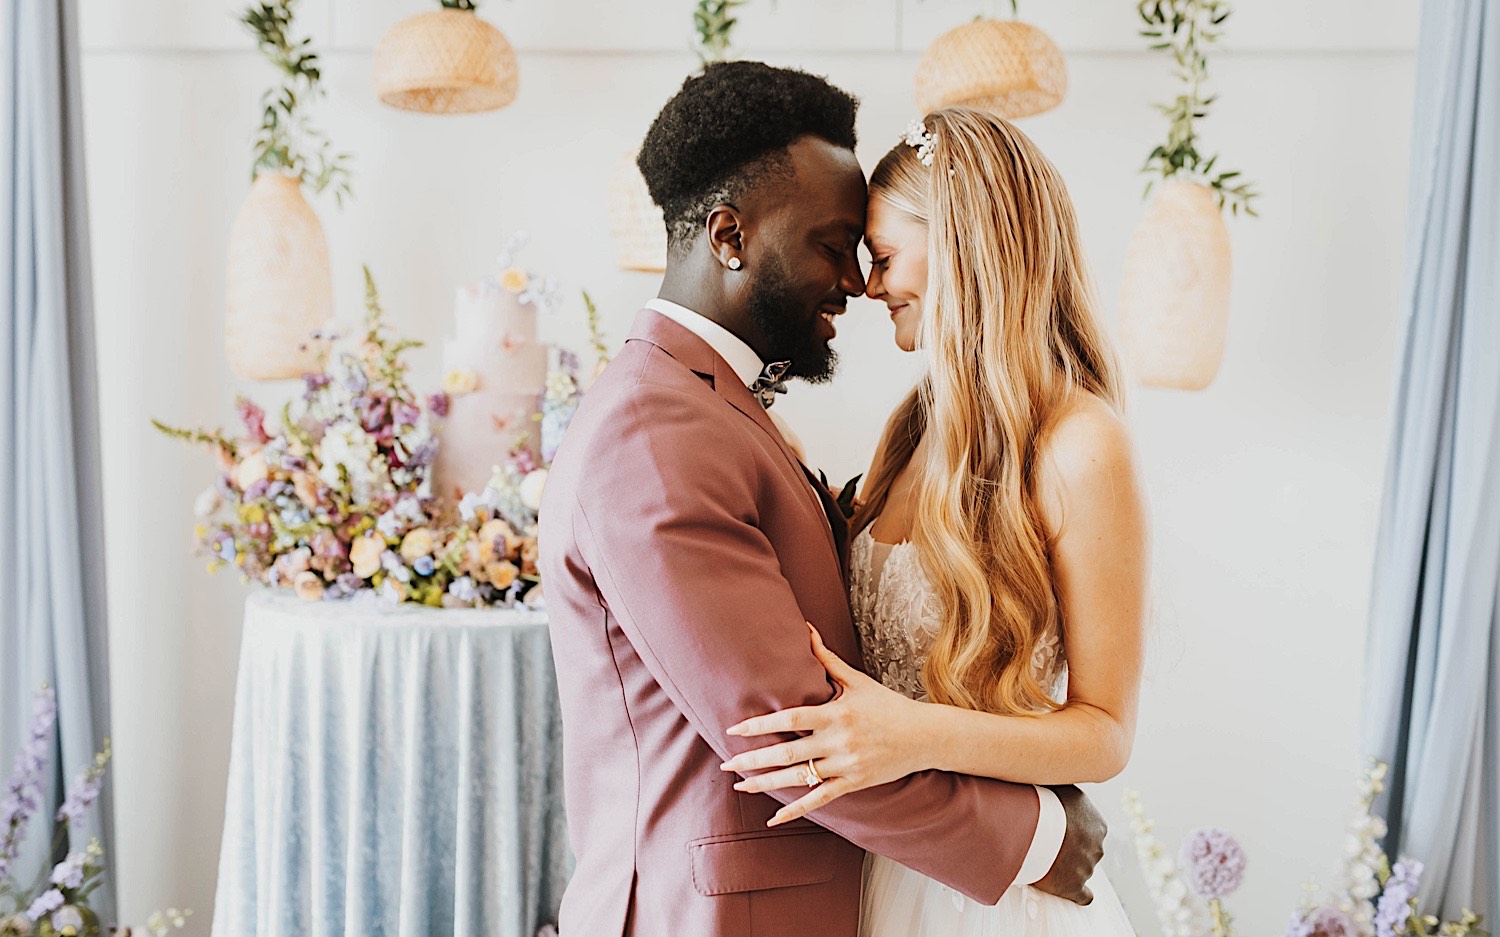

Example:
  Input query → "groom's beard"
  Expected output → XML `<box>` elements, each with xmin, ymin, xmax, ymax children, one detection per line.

<box><xmin>748</xmin><ymin>255</ymin><xmax>838</xmax><ymax>383</ymax></box>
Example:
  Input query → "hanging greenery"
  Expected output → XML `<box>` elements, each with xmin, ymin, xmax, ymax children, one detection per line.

<box><xmin>241</xmin><ymin>0</ymin><xmax>353</xmax><ymax>204</ymax></box>
<box><xmin>1137</xmin><ymin>0</ymin><xmax>1257</xmax><ymax>216</ymax></box>
<box><xmin>694</xmin><ymin>0</ymin><xmax>749</xmax><ymax>64</ymax></box>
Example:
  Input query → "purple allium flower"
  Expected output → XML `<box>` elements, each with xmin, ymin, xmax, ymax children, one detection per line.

<box><xmin>1375</xmin><ymin>858</ymin><xmax>1423</xmax><ymax>937</ymax></box>
<box><xmin>0</xmin><ymin>689</ymin><xmax>58</xmax><ymax>880</ymax></box>
<box><xmin>427</xmin><ymin>392</ymin><xmax>450</xmax><ymax>418</ymax></box>
<box><xmin>49</xmin><ymin>850</ymin><xmax>87</xmax><ymax>889</ymax></box>
<box><xmin>1180</xmin><ymin>827</ymin><xmax>1247</xmax><ymax>899</ymax></box>
<box><xmin>25</xmin><ymin>890</ymin><xmax>63</xmax><ymax>922</ymax></box>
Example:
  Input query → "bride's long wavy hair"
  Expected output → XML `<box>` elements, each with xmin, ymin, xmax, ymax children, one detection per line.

<box><xmin>854</xmin><ymin>108</ymin><xmax>1123</xmax><ymax>716</ymax></box>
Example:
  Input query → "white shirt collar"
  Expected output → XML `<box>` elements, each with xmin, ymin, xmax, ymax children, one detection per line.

<box><xmin>644</xmin><ymin>297</ymin><xmax>767</xmax><ymax>387</ymax></box>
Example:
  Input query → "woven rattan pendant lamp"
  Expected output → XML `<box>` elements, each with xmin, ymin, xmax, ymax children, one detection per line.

<box><xmin>374</xmin><ymin>3</ymin><xmax>519</xmax><ymax>114</ymax></box>
<box><xmin>914</xmin><ymin>1</ymin><xmax>1066</xmax><ymax>119</ymax></box>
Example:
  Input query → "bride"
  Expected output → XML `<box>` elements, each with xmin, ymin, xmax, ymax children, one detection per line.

<box><xmin>720</xmin><ymin>108</ymin><xmax>1149</xmax><ymax>935</ymax></box>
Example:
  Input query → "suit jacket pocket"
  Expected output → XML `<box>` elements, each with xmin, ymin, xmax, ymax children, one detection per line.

<box><xmin>687</xmin><ymin>826</ymin><xmax>840</xmax><ymax>896</ymax></box>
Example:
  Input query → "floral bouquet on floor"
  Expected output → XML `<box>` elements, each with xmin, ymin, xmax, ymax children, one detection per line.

<box><xmin>0</xmin><ymin>688</ymin><xmax>189</xmax><ymax>937</ymax></box>
<box><xmin>1124</xmin><ymin>760</ymin><xmax>1486</xmax><ymax>937</ymax></box>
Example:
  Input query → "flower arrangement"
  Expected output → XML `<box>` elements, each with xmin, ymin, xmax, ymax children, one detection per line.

<box><xmin>1125</xmin><ymin>762</ymin><xmax>1486</xmax><ymax>937</ymax></box>
<box><xmin>0</xmin><ymin>688</ymin><xmax>189</xmax><ymax>937</ymax></box>
<box><xmin>155</xmin><ymin>264</ymin><xmax>577</xmax><ymax>608</ymax></box>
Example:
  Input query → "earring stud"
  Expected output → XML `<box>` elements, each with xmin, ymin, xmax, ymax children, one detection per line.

<box><xmin>727</xmin><ymin>257</ymin><xmax>742</xmax><ymax>271</ymax></box>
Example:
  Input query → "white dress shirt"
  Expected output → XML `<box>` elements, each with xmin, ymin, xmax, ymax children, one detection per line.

<box><xmin>642</xmin><ymin>296</ymin><xmax>1068</xmax><ymax>888</ymax></box>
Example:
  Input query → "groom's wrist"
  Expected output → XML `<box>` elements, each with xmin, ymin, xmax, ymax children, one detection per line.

<box><xmin>1015</xmin><ymin>785</ymin><xmax>1067</xmax><ymax>885</ymax></box>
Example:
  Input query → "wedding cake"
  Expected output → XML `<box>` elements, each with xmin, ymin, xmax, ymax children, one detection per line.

<box><xmin>432</xmin><ymin>239</ymin><xmax>552</xmax><ymax>501</ymax></box>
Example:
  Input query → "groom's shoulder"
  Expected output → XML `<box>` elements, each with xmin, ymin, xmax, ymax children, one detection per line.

<box><xmin>581</xmin><ymin>337</ymin><xmax>720</xmax><ymax>418</ymax></box>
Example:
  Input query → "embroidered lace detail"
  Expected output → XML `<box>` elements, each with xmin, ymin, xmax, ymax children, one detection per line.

<box><xmin>849</xmin><ymin>529</ymin><xmax>1067</xmax><ymax>704</ymax></box>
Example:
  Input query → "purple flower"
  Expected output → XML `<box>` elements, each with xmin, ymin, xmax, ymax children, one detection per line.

<box><xmin>1375</xmin><ymin>858</ymin><xmax>1423</xmax><ymax>937</ymax></box>
<box><xmin>25</xmin><ymin>890</ymin><xmax>63</xmax><ymax>922</ymax></box>
<box><xmin>49</xmin><ymin>850</ymin><xmax>86</xmax><ymax>889</ymax></box>
<box><xmin>303</xmin><ymin>372</ymin><xmax>331</xmax><ymax>393</ymax></box>
<box><xmin>244</xmin><ymin>479</ymin><xmax>270</xmax><ymax>501</ymax></box>
<box><xmin>1180</xmin><ymin>826</ymin><xmax>1247</xmax><ymax>899</ymax></box>
<box><xmin>1</xmin><ymin>689</ymin><xmax>58</xmax><ymax>880</ymax></box>
<box><xmin>391</xmin><ymin>400</ymin><xmax>420</xmax><ymax>428</ymax></box>
<box><xmin>427</xmin><ymin>392</ymin><xmax>450</xmax><ymax>418</ymax></box>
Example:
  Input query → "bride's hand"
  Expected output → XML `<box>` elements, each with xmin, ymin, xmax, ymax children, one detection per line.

<box><xmin>720</xmin><ymin>623</ymin><xmax>928</xmax><ymax>826</ymax></box>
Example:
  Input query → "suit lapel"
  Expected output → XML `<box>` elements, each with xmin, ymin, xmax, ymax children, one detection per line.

<box><xmin>625</xmin><ymin>310</ymin><xmax>841</xmax><ymax>563</ymax></box>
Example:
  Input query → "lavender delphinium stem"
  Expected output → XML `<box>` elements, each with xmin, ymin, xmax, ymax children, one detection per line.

<box><xmin>0</xmin><ymin>689</ymin><xmax>58</xmax><ymax>881</ymax></box>
<box><xmin>55</xmin><ymin>738</ymin><xmax>112</xmax><ymax>828</ymax></box>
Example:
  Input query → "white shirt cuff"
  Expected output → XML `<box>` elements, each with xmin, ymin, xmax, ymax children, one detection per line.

<box><xmin>1015</xmin><ymin>785</ymin><xmax>1067</xmax><ymax>886</ymax></box>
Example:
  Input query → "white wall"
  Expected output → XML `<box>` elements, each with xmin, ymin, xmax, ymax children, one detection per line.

<box><xmin>80</xmin><ymin>0</ymin><xmax>1418</xmax><ymax>932</ymax></box>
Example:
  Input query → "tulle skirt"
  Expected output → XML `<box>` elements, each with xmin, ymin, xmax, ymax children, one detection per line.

<box><xmin>859</xmin><ymin>852</ymin><xmax>1135</xmax><ymax>937</ymax></box>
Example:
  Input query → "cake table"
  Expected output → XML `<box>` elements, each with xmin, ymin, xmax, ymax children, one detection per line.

<box><xmin>211</xmin><ymin>591</ymin><xmax>570</xmax><ymax>937</ymax></box>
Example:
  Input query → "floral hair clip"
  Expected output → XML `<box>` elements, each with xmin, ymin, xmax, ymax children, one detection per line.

<box><xmin>902</xmin><ymin>119</ymin><xmax>936</xmax><ymax>167</ymax></box>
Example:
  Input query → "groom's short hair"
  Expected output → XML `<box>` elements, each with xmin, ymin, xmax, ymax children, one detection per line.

<box><xmin>637</xmin><ymin>61</ymin><xmax>859</xmax><ymax>255</ymax></box>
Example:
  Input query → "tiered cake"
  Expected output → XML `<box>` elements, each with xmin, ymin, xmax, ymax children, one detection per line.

<box><xmin>431</xmin><ymin>272</ymin><xmax>549</xmax><ymax>501</ymax></box>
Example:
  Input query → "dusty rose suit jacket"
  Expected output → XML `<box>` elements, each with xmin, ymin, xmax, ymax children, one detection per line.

<box><xmin>538</xmin><ymin>309</ymin><xmax>1042</xmax><ymax>937</ymax></box>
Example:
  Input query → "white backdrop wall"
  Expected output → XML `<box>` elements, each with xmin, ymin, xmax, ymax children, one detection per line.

<box><xmin>79</xmin><ymin>0</ymin><xmax>1417</xmax><ymax>932</ymax></box>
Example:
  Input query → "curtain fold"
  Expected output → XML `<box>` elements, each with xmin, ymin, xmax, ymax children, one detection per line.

<box><xmin>1</xmin><ymin>0</ymin><xmax>116</xmax><ymax>921</ymax></box>
<box><xmin>1362</xmin><ymin>0</ymin><xmax>1500</xmax><ymax>919</ymax></box>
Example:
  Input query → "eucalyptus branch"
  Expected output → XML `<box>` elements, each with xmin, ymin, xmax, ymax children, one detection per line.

<box><xmin>151</xmin><ymin>419</ymin><xmax>240</xmax><ymax>460</ymax></box>
<box><xmin>694</xmin><ymin>0</ymin><xmax>748</xmax><ymax>64</ymax></box>
<box><xmin>1137</xmin><ymin>0</ymin><xmax>1258</xmax><ymax>216</ymax></box>
<box><xmin>241</xmin><ymin>0</ymin><xmax>354</xmax><ymax>205</ymax></box>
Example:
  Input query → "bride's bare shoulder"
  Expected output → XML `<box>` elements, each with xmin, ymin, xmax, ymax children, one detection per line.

<box><xmin>1034</xmin><ymin>394</ymin><xmax>1141</xmax><ymax>535</ymax></box>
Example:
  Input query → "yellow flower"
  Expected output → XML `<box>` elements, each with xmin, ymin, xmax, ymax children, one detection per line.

<box><xmin>443</xmin><ymin>369</ymin><xmax>480</xmax><ymax>396</ymax></box>
<box><xmin>238</xmin><ymin>503</ymin><xmax>267</xmax><ymax>524</ymax></box>
<box><xmin>293</xmin><ymin>571</ymin><xmax>325</xmax><ymax>602</ymax></box>
<box><xmin>400</xmin><ymin>527</ymin><xmax>436</xmax><ymax>560</ymax></box>
<box><xmin>499</xmin><ymin>267</ymin><xmax>530</xmax><ymax>293</ymax></box>
<box><xmin>350</xmin><ymin>534</ymin><xmax>385</xmax><ymax>579</ymax></box>
<box><xmin>485</xmin><ymin>560</ymin><xmax>519</xmax><ymax>590</ymax></box>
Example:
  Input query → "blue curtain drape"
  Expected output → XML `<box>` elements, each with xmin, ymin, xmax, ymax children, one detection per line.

<box><xmin>1</xmin><ymin>0</ymin><xmax>115</xmax><ymax>920</ymax></box>
<box><xmin>1362</xmin><ymin>0</ymin><xmax>1500</xmax><ymax>920</ymax></box>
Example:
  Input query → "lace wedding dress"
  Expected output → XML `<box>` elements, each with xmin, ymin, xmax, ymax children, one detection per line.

<box><xmin>850</xmin><ymin>529</ymin><xmax>1136</xmax><ymax>937</ymax></box>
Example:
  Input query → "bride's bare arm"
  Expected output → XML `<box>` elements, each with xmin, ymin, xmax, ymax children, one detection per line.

<box><xmin>917</xmin><ymin>403</ymin><xmax>1149</xmax><ymax>785</ymax></box>
<box><xmin>719</xmin><ymin>401</ymin><xmax>1147</xmax><ymax>821</ymax></box>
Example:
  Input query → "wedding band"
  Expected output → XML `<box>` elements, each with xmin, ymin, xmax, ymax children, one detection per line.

<box><xmin>802</xmin><ymin>759</ymin><xmax>823</xmax><ymax>788</ymax></box>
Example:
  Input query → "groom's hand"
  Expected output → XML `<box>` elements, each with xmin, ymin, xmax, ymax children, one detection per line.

<box><xmin>1031</xmin><ymin>785</ymin><xmax>1106</xmax><ymax>906</ymax></box>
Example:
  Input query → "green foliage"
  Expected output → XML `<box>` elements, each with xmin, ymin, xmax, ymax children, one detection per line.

<box><xmin>581</xmin><ymin>289</ymin><xmax>611</xmax><ymax>369</ymax></box>
<box><xmin>694</xmin><ymin>0</ymin><xmax>749</xmax><ymax>64</ymax></box>
<box><xmin>1137</xmin><ymin>0</ymin><xmax>1258</xmax><ymax>217</ymax></box>
<box><xmin>440</xmin><ymin>0</ymin><xmax>478</xmax><ymax>9</ymax></box>
<box><xmin>241</xmin><ymin>0</ymin><xmax>353</xmax><ymax>205</ymax></box>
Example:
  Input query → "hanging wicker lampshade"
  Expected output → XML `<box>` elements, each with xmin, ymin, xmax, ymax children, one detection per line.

<box><xmin>373</xmin><ymin>9</ymin><xmax>519</xmax><ymax>114</ymax></box>
<box><xmin>914</xmin><ymin>18</ymin><xmax>1067</xmax><ymax>119</ymax></box>
<box><xmin>224</xmin><ymin>171</ymin><xmax>332</xmax><ymax>381</ymax></box>
<box><xmin>607</xmin><ymin>150</ymin><xmax>667</xmax><ymax>273</ymax></box>
<box><xmin>1117</xmin><ymin>179</ymin><xmax>1232</xmax><ymax>390</ymax></box>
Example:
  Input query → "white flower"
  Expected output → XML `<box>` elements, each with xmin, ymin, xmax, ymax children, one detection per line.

<box><xmin>194</xmin><ymin>487</ymin><xmax>221</xmax><ymax>517</ymax></box>
<box><xmin>316</xmin><ymin>423</ymin><xmax>376</xmax><ymax>492</ymax></box>
<box><xmin>519</xmin><ymin>469</ymin><xmax>548</xmax><ymax>510</ymax></box>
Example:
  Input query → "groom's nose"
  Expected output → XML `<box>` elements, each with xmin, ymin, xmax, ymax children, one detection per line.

<box><xmin>837</xmin><ymin>250</ymin><xmax>866</xmax><ymax>298</ymax></box>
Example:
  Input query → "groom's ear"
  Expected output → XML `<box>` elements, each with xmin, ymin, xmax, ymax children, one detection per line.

<box><xmin>705</xmin><ymin>204</ymin><xmax>746</xmax><ymax>267</ymax></box>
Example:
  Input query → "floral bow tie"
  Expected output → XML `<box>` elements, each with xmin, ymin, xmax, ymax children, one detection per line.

<box><xmin>748</xmin><ymin>361</ymin><xmax>791</xmax><ymax>409</ymax></box>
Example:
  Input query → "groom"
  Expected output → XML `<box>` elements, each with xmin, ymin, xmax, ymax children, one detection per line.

<box><xmin>539</xmin><ymin>62</ymin><xmax>1106</xmax><ymax>937</ymax></box>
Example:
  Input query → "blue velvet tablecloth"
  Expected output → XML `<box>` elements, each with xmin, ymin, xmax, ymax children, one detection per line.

<box><xmin>211</xmin><ymin>591</ymin><xmax>569</xmax><ymax>937</ymax></box>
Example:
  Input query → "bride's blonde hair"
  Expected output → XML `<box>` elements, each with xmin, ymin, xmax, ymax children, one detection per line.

<box><xmin>855</xmin><ymin>108</ymin><xmax>1123</xmax><ymax>716</ymax></box>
